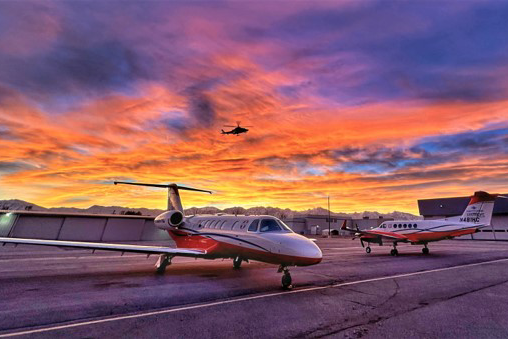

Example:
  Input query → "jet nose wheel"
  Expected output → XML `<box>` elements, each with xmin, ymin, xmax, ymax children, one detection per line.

<box><xmin>282</xmin><ymin>271</ymin><xmax>292</xmax><ymax>290</ymax></box>
<box><xmin>390</xmin><ymin>249</ymin><xmax>399</xmax><ymax>256</ymax></box>
<box><xmin>422</xmin><ymin>247</ymin><xmax>430</xmax><ymax>255</ymax></box>
<box><xmin>365</xmin><ymin>246</ymin><xmax>371</xmax><ymax>254</ymax></box>
<box><xmin>279</xmin><ymin>266</ymin><xmax>293</xmax><ymax>290</ymax></box>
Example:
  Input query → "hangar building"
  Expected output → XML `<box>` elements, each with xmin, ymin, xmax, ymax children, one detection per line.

<box><xmin>282</xmin><ymin>215</ymin><xmax>393</xmax><ymax>235</ymax></box>
<box><xmin>418</xmin><ymin>194</ymin><xmax>508</xmax><ymax>241</ymax></box>
<box><xmin>0</xmin><ymin>210</ymin><xmax>168</xmax><ymax>242</ymax></box>
<box><xmin>1</xmin><ymin>210</ymin><xmax>395</xmax><ymax>240</ymax></box>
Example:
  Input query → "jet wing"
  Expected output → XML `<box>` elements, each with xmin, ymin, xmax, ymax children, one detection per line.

<box><xmin>0</xmin><ymin>237</ymin><xmax>207</xmax><ymax>257</ymax></box>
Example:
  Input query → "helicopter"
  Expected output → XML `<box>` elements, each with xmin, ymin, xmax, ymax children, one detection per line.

<box><xmin>221</xmin><ymin>121</ymin><xmax>252</xmax><ymax>136</ymax></box>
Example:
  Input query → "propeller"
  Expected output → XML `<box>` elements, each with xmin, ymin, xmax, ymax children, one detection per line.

<box><xmin>223</xmin><ymin>121</ymin><xmax>253</xmax><ymax>128</ymax></box>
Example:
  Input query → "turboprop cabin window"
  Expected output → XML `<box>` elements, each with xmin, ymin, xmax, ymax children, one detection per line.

<box><xmin>260</xmin><ymin>219</ymin><xmax>282</xmax><ymax>232</ymax></box>
<box><xmin>248</xmin><ymin>220</ymin><xmax>259</xmax><ymax>232</ymax></box>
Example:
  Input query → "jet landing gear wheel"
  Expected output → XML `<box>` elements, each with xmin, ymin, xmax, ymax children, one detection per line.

<box><xmin>156</xmin><ymin>254</ymin><xmax>172</xmax><ymax>274</ymax></box>
<box><xmin>233</xmin><ymin>256</ymin><xmax>242</xmax><ymax>269</ymax></box>
<box><xmin>422</xmin><ymin>246</ymin><xmax>430</xmax><ymax>255</ymax></box>
<box><xmin>365</xmin><ymin>246</ymin><xmax>371</xmax><ymax>254</ymax></box>
<box><xmin>279</xmin><ymin>266</ymin><xmax>293</xmax><ymax>290</ymax></box>
<box><xmin>390</xmin><ymin>249</ymin><xmax>399</xmax><ymax>256</ymax></box>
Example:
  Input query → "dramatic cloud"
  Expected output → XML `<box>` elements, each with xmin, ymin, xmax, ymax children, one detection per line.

<box><xmin>0</xmin><ymin>0</ymin><xmax>508</xmax><ymax>213</ymax></box>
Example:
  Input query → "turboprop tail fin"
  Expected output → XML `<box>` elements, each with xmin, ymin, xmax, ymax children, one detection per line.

<box><xmin>459</xmin><ymin>191</ymin><xmax>497</xmax><ymax>225</ymax></box>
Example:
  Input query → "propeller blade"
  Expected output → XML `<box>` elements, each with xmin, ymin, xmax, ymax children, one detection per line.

<box><xmin>360</xmin><ymin>239</ymin><xmax>365</xmax><ymax>248</ymax></box>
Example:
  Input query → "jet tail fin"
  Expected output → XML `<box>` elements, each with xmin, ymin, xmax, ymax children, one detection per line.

<box><xmin>114</xmin><ymin>181</ymin><xmax>212</xmax><ymax>212</ymax></box>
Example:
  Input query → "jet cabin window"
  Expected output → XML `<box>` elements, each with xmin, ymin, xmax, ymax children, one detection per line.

<box><xmin>248</xmin><ymin>219</ymin><xmax>259</xmax><ymax>232</ymax></box>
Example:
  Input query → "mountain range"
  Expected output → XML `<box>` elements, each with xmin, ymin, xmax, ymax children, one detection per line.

<box><xmin>0</xmin><ymin>199</ymin><xmax>422</xmax><ymax>220</ymax></box>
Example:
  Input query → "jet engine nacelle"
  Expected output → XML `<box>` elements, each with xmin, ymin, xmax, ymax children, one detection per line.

<box><xmin>154</xmin><ymin>210</ymin><xmax>185</xmax><ymax>229</ymax></box>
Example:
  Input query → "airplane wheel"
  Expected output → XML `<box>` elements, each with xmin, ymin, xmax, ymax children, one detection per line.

<box><xmin>422</xmin><ymin>247</ymin><xmax>429</xmax><ymax>255</ymax></box>
<box><xmin>365</xmin><ymin>246</ymin><xmax>371</xmax><ymax>254</ymax></box>
<box><xmin>390</xmin><ymin>249</ymin><xmax>398</xmax><ymax>256</ymax></box>
<box><xmin>282</xmin><ymin>272</ymin><xmax>292</xmax><ymax>290</ymax></box>
<box><xmin>156</xmin><ymin>256</ymin><xmax>170</xmax><ymax>274</ymax></box>
<box><xmin>233</xmin><ymin>256</ymin><xmax>242</xmax><ymax>269</ymax></box>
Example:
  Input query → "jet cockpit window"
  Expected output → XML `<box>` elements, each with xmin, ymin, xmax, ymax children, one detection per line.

<box><xmin>276</xmin><ymin>220</ymin><xmax>293</xmax><ymax>232</ymax></box>
<box><xmin>248</xmin><ymin>219</ymin><xmax>259</xmax><ymax>232</ymax></box>
<box><xmin>260</xmin><ymin>219</ymin><xmax>282</xmax><ymax>232</ymax></box>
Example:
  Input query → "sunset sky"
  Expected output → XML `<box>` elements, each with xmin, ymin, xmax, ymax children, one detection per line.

<box><xmin>1</xmin><ymin>1</ymin><xmax>508</xmax><ymax>213</ymax></box>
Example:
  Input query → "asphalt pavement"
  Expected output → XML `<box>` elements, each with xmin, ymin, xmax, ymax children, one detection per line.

<box><xmin>1</xmin><ymin>238</ymin><xmax>508</xmax><ymax>338</ymax></box>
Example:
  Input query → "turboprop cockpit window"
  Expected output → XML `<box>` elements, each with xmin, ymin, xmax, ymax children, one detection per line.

<box><xmin>260</xmin><ymin>219</ymin><xmax>282</xmax><ymax>232</ymax></box>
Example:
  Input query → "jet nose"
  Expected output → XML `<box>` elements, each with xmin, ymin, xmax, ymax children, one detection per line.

<box><xmin>296</xmin><ymin>237</ymin><xmax>322</xmax><ymax>266</ymax></box>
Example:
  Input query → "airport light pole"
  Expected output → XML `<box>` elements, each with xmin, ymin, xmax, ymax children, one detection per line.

<box><xmin>328</xmin><ymin>195</ymin><xmax>331</xmax><ymax>238</ymax></box>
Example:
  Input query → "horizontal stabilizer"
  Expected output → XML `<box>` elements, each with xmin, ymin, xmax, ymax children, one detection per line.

<box><xmin>114</xmin><ymin>181</ymin><xmax>212</xmax><ymax>194</ymax></box>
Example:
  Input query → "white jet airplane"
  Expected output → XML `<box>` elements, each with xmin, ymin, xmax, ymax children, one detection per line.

<box><xmin>0</xmin><ymin>182</ymin><xmax>322</xmax><ymax>289</ymax></box>
<box><xmin>341</xmin><ymin>191</ymin><xmax>503</xmax><ymax>256</ymax></box>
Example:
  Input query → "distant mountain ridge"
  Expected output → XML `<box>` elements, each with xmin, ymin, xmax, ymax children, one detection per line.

<box><xmin>0</xmin><ymin>199</ymin><xmax>422</xmax><ymax>220</ymax></box>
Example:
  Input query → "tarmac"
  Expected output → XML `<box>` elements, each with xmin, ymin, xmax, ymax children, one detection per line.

<box><xmin>1</xmin><ymin>238</ymin><xmax>508</xmax><ymax>338</ymax></box>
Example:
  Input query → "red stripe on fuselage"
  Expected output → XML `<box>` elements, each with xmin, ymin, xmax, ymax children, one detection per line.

<box><xmin>361</xmin><ymin>228</ymin><xmax>478</xmax><ymax>243</ymax></box>
<box><xmin>167</xmin><ymin>230</ymin><xmax>321</xmax><ymax>266</ymax></box>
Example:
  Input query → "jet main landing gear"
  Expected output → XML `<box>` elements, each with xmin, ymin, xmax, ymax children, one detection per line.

<box><xmin>278</xmin><ymin>265</ymin><xmax>293</xmax><ymax>290</ymax></box>
<box><xmin>233</xmin><ymin>256</ymin><xmax>243</xmax><ymax>269</ymax></box>
<box><xmin>156</xmin><ymin>254</ymin><xmax>173</xmax><ymax>274</ymax></box>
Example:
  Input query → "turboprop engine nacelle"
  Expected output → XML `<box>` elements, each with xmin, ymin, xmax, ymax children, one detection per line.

<box><xmin>154</xmin><ymin>210</ymin><xmax>185</xmax><ymax>229</ymax></box>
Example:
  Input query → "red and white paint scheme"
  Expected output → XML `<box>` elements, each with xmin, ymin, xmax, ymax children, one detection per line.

<box><xmin>0</xmin><ymin>182</ymin><xmax>322</xmax><ymax>289</ymax></box>
<box><xmin>342</xmin><ymin>191</ymin><xmax>503</xmax><ymax>256</ymax></box>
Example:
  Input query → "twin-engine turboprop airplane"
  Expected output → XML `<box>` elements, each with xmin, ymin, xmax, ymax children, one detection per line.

<box><xmin>0</xmin><ymin>182</ymin><xmax>322</xmax><ymax>289</ymax></box>
<box><xmin>341</xmin><ymin>191</ymin><xmax>502</xmax><ymax>256</ymax></box>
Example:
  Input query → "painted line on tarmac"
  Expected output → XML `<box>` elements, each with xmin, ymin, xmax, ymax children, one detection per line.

<box><xmin>2</xmin><ymin>257</ymin><xmax>508</xmax><ymax>338</ymax></box>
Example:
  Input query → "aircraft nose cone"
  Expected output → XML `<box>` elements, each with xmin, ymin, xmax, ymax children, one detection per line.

<box><xmin>295</xmin><ymin>236</ymin><xmax>322</xmax><ymax>265</ymax></box>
